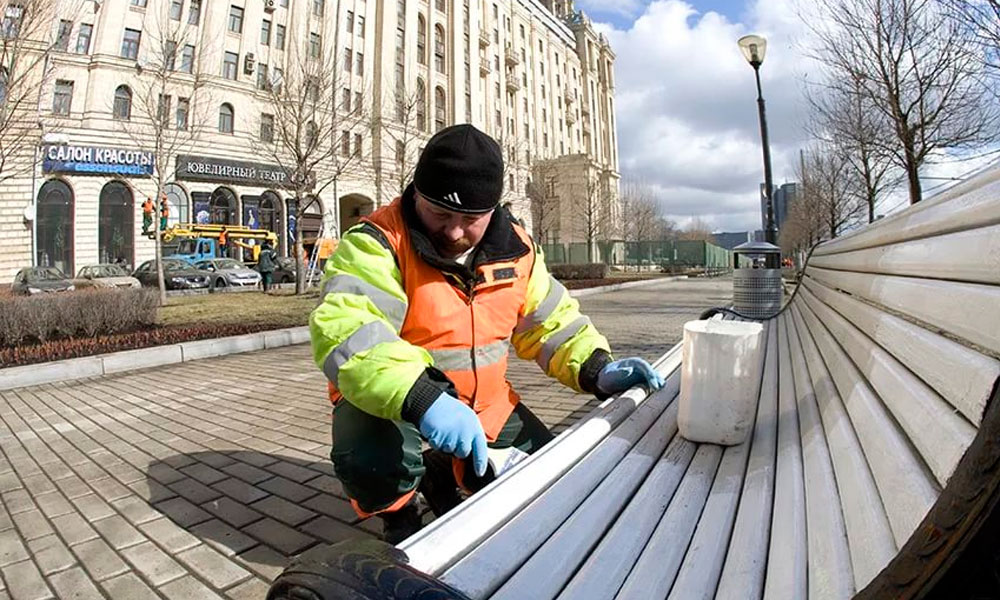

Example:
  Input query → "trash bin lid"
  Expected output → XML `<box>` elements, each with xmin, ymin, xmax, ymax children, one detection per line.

<box><xmin>733</xmin><ymin>241</ymin><xmax>781</xmax><ymax>255</ymax></box>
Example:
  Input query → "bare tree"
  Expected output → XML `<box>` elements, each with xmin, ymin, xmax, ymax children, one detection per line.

<box><xmin>114</xmin><ymin>7</ymin><xmax>213</xmax><ymax>305</ymax></box>
<box><xmin>941</xmin><ymin>0</ymin><xmax>1000</xmax><ymax>74</ymax></box>
<box><xmin>678</xmin><ymin>217</ymin><xmax>714</xmax><ymax>241</ymax></box>
<box><xmin>254</xmin><ymin>15</ymin><xmax>370</xmax><ymax>294</ymax></box>
<box><xmin>619</xmin><ymin>178</ymin><xmax>659</xmax><ymax>270</ymax></box>
<box><xmin>809</xmin><ymin>0</ymin><xmax>1000</xmax><ymax>204</ymax></box>
<box><xmin>801</xmin><ymin>143</ymin><xmax>866</xmax><ymax>239</ymax></box>
<box><xmin>807</xmin><ymin>74</ymin><xmax>899</xmax><ymax>223</ymax></box>
<box><xmin>574</xmin><ymin>172</ymin><xmax>613</xmax><ymax>262</ymax></box>
<box><xmin>0</xmin><ymin>0</ymin><xmax>58</xmax><ymax>184</ymax></box>
<box><xmin>377</xmin><ymin>83</ymin><xmax>425</xmax><ymax>202</ymax></box>
<box><xmin>527</xmin><ymin>160</ymin><xmax>560</xmax><ymax>245</ymax></box>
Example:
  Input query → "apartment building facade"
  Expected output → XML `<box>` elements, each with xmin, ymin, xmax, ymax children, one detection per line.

<box><xmin>0</xmin><ymin>0</ymin><xmax>619</xmax><ymax>280</ymax></box>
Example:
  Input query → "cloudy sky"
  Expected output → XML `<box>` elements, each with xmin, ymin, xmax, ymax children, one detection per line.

<box><xmin>573</xmin><ymin>0</ymin><xmax>994</xmax><ymax>233</ymax></box>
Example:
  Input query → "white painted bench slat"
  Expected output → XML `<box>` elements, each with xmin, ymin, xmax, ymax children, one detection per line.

<box><xmin>440</xmin><ymin>379</ymin><xmax>679</xmax><ymax>597</ymax></box>
<box><xmin>761</xmin><ymin>315</ymin><xmax>808</xmax><ymax>600</ymax></box>
<box><xmin>715</xmin><ymin>319</ymin><xmax>780</xmax><ymax>600</ymax></box>
<box><xmin>806</xmin><ymin>266</ymin><xmax>1000</xmax><ymax>355</ymax></box>
<box><xmin>490</xmin><ymin>397</ymin><xmax>681</xmax><ymax>600</ymax></box>
<box><xmin>812</xmin><ymin>166</ymin><xmax>1000</xmax><ymax>257</ymax></box>
<box><xmin>399</xmin><ymin>347</ymin><xmax>683</xmax><ymax>576</ymax></box>
<box><xmin>808</xmin><ymin>224</ymin><xmax>1000</xmax><ymax>285</ymax></box>
<box><xmin>555</xmin><ymin>435</ymin><xmax>697</xmax><ymax>600</ymax></box>
<box><xmin>798</xmin><ymin>286</ymin><xmax>976</xmax><ymax>485</ymax></box>
<box><xmin>801</xmin><ymin>276</ymin><xmax>999</xmax><ymax>424</ymax></box>
<box><xmin>791</xmin><ymin>304</ymin><xmax>897</xmax><ymax>588</ymax></box>
<box><xmin>614</xmin><ymin>444</ymin><xmax>724</xmax><ymax>599</ymax></box>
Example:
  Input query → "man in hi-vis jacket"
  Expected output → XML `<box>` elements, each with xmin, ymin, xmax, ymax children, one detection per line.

<box><xmin>310</xmin><ymin>124</ymin><xmax>663</xmax><ymax>543</ymax></box>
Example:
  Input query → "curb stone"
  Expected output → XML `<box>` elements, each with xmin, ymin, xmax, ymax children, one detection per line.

<box><xmin>0</xmin><ymin>277</ymin><xmax>683</xmax><ymax>391</ymax></box>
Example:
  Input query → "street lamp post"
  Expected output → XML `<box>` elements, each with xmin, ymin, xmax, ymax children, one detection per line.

<box><xmin>738</xmin><ymin>34</ymin><xmax>778</xmax><ymax>259</ymax></box>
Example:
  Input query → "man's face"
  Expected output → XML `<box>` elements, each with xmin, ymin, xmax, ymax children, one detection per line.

<box><xmin>414</xmin><ymin>193</ymin><xmax>493</xmax><ymax>258</ymax></box>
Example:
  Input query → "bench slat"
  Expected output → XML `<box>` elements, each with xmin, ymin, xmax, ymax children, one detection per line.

<box><xmin>790</xmin><ymin>304</ymin><xmax>896</xmax><ymax>589</ymax></box>
<box><xmin>808</xmin><ymin>224</ymin><xmax>1000</xmax><ymax>285</ymax></box>
<box><xmin>786</xmin><ymin>312</ymin><xmax>855</xmax><ymax>600</ymax></box>
<box><xmin>762</xmin><ymin>315</ymin><xmax>808</xmax><ymax>600</ymax></box>
<box><xmin>440</xmin><ymin>379</ymin><xmax>679</xmax><ymax>597</ymax></box>
<box><xmin>615</xmin><ymin>445</ymin><xmax>724</xmax><ymax>599</ymax></box>
<box><xmin>805</xmin><ymin>267</ymin><xmax>1000</xmax><ymax>356</ymax></box>
<box><xmin>555</xmin><ymin>436</ymin><xmax>697</xmax><ymax>600</ymax></box>
<box><xmin>796</xmin><ymin>300</ymin><xmax>939</xmax><ymax>544</ymax></box>
<box><xmin>399</xmin><ymin>347</ymin><xmax>684</xmax><ymax>576</ymax></box>
<box><xmin>490</xmin><ymin>399</ymin><xmax>681</xmax><ymax>600</ymax></box>
<box><xmin>801</xmin><ymin>277</ymin><xmax>998</xmax><ymax>425</ymax></box>
<box><xmin>812</xmin><ymin>167</ymin><xmax>1000</xmax><ymax>256</ymax></box>
<box><xmin>715</xmin><ymin>319</ymin><xmax>780</xmax><ymax>600</ymax></box>
<box><xmin>798</xmin><ymin>286</ymin><xmax>977</xmax><ymax>485</ymax></box>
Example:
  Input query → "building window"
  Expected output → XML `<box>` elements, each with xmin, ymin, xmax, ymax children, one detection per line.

<box><xmin>275</xmin><ymin>24</ymin><xmax>285</xmax><ymax>50</ymax></box>
<box><xmin>76</xmin><ymin>23</ymin><xmax>92</xmax><ymax>54</ymax></box>
<box><xmin>131</xmin><ymin>0</ymin><xmax>146</xmax><ymax>7</ymax></box>
<box><xmin>434</xmin><ymin>86</ymin><xmax>446</xmax><ymax>131</ymax></box>
<box><xmin>219</xmin><ymin>103</ymin><xmax>234</xmax><ymax>133</ymax></box>
<box><xmin>223</xmin><ymin>51</ymin><xmax>238</xmax><ymax>79</ymax></box>
<box><xmin>340</xmin><ymin>130</ymin><xmax>350</xmax><ymax>156</ymax></box>
<box><xmin>342</xmin><ymin>87</ymin><xmax>350</xmax><ymax>111</ymax></box>
<box><xmin>260</xmin><ymin>113</ymin><xmax>274</xmax><ymax>142</ymax></box>
<box><xmin>357</xmin><ymin>15</ymin><xmax>365</xmax><ymax>37</ymax></box>
<box><xmin>417</xmin><ymin>15</ymin><xmax>425</xmax><ymax>64</ymax></box>
<box><xmin>2</xmin><ymin>4</ymin><xmax>23</xmax><ymax>38</ymax></box>
<box><xmin>353</xmin><ymin>133</ymin><xmax>362</xmax><ymax>156</ymax></box>
<box><xmin>121</xmin><ymin>28</ymin><xmax>141</xmax><ymax>59</ymax></box>
<box><xmin>346</xmin><ymin>10</ymin><xmax>353</xmax><ymax>33</ymax></box>
<box><xmin>169</xmin><ymin>0</ymin><xmax>182</xmax><ymax>19</ymax></box>
<box><xmin>434</xmin><ymin>25</ymin><xmax>445</xmax><ymax>73</ymax></box>
<box><xmin>228</xmin><ymin>5</ymin><xmax>243</xmax><ymax>34</ymax></box>
<box><xmin>355</xmin><ymin>51</ymin><xmax>363</xmax><ymax>75</ymax></box>
<box><xmin>180</xmin><ymin>44</ymin><xmax>194</xmax><ymax>73</ymax></box>
<box><xmin>313</xmin><ymin>0</ymin><xmax>324</xmax><ymax>16</ymax></box>
<box><xmin>280</xmin><ymin>0</ymin><xmax>287</xmax><ymax>7</ymax></box>
<box><xmin>176</xmin><ymin>97</ymin><xmax>189</xmax><ymax>129</ymax></box>
<box><xmin>343</xmin><ymin>48</ymin><xmax>352</xmax><ymax>71</ymax></box>
<box><xmin>354</xmin><ymin>91</ymin><xmax>361</xmax><ymax>112</ymax></box>
<box><xmin>164</xmin><ymin>40</ymin><xmax>177</xmax><ymax>70</ymax></box>
<box><xmin>395</xmin><ymin>140</ymin><xmax>404</xmax><ymax>166</ymax></box>
<box><xmin>416</xmin><ymin>78</ymin><xmax>426</xmax><ymax>131</ymax></box>
<box><xmin>157</xmin><ymin>93</ymin><xmax>171</xmax><ymax>126</ymax></box>
<box><xmin>188</xmin><ymin>0</ymin><xmax>200</xmax><ymax>24</ymax></box>
<box><xmin>435</xmin><ymin>0</ymin><xmax>444</xmax><ymax>11</ymax></box>
<box><xmin>55</xmin><ymin>20</ymin><xmax>71</xmax><ymax>51</ymax></box>
<box><xmin>113</xmin><ymin>85</ymin><xmax>132</xmax><ymax>120</ymax></box>
<box><xmin>52</xmin><ymin>80</ymin><xmax>72</xmax><ymax>115</ymax></box>
<box><xmin>257</xmin><ymin>63</ymin><xmax>269</xmax><ymax>90</ymax></box>
<box><xmin>261</xmin><ymin>19</ymin><xmax>271</xmax><ymax>45</ymax></box>
<box><xmin>272</xmin><ymin>67</ymin><xmax>283</xmax><ymax>92</ymax></box>
<box><xmin>309</xmin><ymin>32</ymin><xmax>321</xmax><ymax>59</ymax></box>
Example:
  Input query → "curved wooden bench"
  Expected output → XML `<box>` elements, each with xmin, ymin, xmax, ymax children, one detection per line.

<box><xmin>268</xmin><ymin>165</ymin><xmax>1000</xmax><ymax>600</ymax></box>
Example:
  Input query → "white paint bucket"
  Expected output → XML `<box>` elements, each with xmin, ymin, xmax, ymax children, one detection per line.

<box><xmin>678</xmin><ymin>319</ymin><xmax>765</xmax><ymax>445</ymax></box>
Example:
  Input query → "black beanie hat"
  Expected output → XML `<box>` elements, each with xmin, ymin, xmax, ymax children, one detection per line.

<box><xmin>413</xmin><ymin>124</ymin><xmax>504</xmax><ymax>214</ymax></box>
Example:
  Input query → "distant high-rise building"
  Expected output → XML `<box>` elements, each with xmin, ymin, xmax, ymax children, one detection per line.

<box><xmin>760</xmin><ymin>182</ymin><xmax>798</xmax><ymax>238</ymax></box>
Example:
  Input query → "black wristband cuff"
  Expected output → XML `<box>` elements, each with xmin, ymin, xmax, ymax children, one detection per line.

<box><xmin>579</xmin><ymin>348</ymin><xmax>614</xmax><ymax>399</ymax></box>
<box><xmin>401</xmin><ymin>367</ymin><xmax>456</xmax><ymax>424</ymax></box>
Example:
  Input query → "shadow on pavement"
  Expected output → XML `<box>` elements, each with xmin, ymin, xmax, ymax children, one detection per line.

<box><xmin>142</xmin><ymin>450</ymin><xmax>378</xmax><ymax>580</ymax></box>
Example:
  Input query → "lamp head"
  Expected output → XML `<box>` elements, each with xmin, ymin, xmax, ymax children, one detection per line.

<box><xmin>738</xmin><ymin>34</ymin><xmax>767</xmax><ymax>67</ymax></box>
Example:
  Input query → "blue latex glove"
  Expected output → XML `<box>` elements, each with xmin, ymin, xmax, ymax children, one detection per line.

<box><xmin>419</xmin><ymin>392</ymin><xmax>489</xmax><ymax>477</ymax></box>
<box><xmin>597</xmin><ymin>357</ymin><xmax>665</xmax><ymax>396</ymax></box>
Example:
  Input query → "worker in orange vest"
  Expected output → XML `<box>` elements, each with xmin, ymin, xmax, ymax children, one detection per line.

<box><xmin>310</xmin><ymin>125</ymin><xmax>664</xmax><ymax>542</ymax></box>
<box><xmin>141</xmin><ymin>197</ymin><xmax>154</xmax><ymax>234</ymax></box>
<box><xmin>218</xmin><ymin>228</ymin><xmax>228</xmax><ymax>257</ymax></box>
<box><xmin>159</xmin><ymin>195</ymin><xmax>169</xmax><ymax>231</ymax></box>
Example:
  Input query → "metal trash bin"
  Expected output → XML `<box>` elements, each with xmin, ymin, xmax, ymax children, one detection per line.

<box><xmin>732</xmin><ymin>241</ymin><xmax>782</xmax><ymax>319</ymax></box>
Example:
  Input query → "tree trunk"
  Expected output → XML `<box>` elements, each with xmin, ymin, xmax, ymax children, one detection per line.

<box><xmin>905</xmin><ymin>152</ymin><xmax>923</xmax><ymax>204</ymax></box>
<box><xmin>295</xmin><ymin>194</ymin><xmax>305</xmax><ymax>295</ymax></box>
<box><xmin>154</xmin><ymin>181</ymin><xmax>167</xmax><ymax>306</ymax></box>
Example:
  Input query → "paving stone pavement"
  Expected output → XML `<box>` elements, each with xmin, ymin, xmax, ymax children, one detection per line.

<box><xmin>0</xmin><ymin>277</ymin><xmax>732</xmax><ymax>599</ymax></box>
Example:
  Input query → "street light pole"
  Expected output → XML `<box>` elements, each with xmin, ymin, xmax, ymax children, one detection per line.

<box><xmin>738</xmin><ymin>34</ymin><xmax>778</xmax><ymax>257</ymax></box>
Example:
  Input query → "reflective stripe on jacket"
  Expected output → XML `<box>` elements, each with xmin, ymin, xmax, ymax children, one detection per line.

<box><xmin>309</xmin><ymin>187</ymin><xmax>610</xmax><ymax>440</ymax></box>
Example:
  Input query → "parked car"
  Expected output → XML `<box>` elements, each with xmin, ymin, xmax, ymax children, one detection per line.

<box><xmin>259</xmin><ymin>256</ymin><xmax>298</xmax><ymax>284</ymax></box>
<box><xmin>11</xmin><ymin>267</ymin><xmax>75</xmax><ymax>295</ymax></box>
<box><xmin>194</xmin><ymin>258</ymin><xmax>262</xmax><ymax>289</ymax></box>
<box><xmin>133</xmin><ymin>259</ymin><xmax>210</xmax><ymax>290</ymax></box>
<box><xmin>75</xmin><ymin>264</ymin><xmax>141</xmax><ymax>289</ymax></box>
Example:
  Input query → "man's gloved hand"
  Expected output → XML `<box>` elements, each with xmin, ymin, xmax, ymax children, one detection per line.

<box><xmin>418</xmin><ymin>392</ymin><xmax>489</xmax><ymax>477</ymax></box>
<box><xmin>597</xmin><ymin>357</ymin><xmax>665</xmax><ymax>396</ymax></box>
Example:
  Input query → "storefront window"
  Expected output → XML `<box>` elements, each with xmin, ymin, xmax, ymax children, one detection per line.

<box><xmin>98</xmin><ymin>181</ymin><xmax>134</xmax><ymax>267</ymax></box>
<box><xmin>36</xmin><ymin>179</ymin><xmax>74</xmax><ymax>275</ymax></box>
<box><xmin>260</xmin><ymin>191</ymin><xmax>283</xmax><ymax>253</ymax></box>
<box><xmin>163</xmin><ymin>183</ymin><xmax>189</xmax><ymax>227</ymax></box>
<box><xmin>209</xmin><ymin>187</ymin><xmax>237</xmax><ymax>224</ymax></box>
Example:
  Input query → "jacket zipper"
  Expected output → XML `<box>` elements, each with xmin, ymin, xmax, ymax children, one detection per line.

<box><xmin>467</xmin><ymin>278</ymin><xmax>478</xmax><ymax>409</ymax></box>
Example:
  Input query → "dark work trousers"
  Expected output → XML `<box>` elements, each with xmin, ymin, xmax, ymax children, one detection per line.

<box><xmin>330</xmin><ymin>400</ymin><xmax>554</xmax><ymax>514</ymax></box>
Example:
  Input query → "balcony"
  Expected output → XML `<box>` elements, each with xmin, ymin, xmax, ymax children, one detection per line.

<box><xmin>564</xmin><ymin>85</ymin><xmax>576</xmax><ymax>103</ymax></box>
<box><xmin>565</xmin><ymin>107</ymin><xmax>576</xmax><ymax>124</ymax></box>
<box><xmin>504</xmin><ymin>44</ymin><xmax>520</xmax><ymax>66</ymax></box>
<box><xmin>479</xmin><ymin>61</ymin><xmax>491</xmax><ymax>77</ymax></box>
<box><xmin>478</xmin><ymin>30</ymin><xmax>490</xmax><ymax>48</ymax></box>
<box><xmin>506</xmin><ymin>77</ymin><xmax>521</xmax><ymax>92</ymax></box>
<box><xmin>580</xmin><ymin>104</ymin><xmax>590</xmax><ymax>117</ymax></box>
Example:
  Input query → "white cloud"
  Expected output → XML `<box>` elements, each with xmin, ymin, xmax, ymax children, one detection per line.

<box><xmin>602</xmin><ymin>0</ymin><xmax>813</xmax><ymax>233</ymax></box>
<box><xmin>574</xmin><ymin>0</ymin><xmax>648</xmax><ymax>20</ymax></box>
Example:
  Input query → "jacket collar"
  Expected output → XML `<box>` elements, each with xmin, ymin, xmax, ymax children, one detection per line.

<box><xmin>400</xmin><ymin>184</ymin><xmax>530</xmax><ymax>282</ymax></box>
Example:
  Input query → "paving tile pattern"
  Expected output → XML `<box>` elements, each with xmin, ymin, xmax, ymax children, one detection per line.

<box><xmin>0</xmin><ymin>278</ymin><xmax>730</xmax><ymax>597</ymax></box>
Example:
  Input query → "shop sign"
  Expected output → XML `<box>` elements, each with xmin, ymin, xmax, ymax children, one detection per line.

<box><xmin>176</xmin><ymin>155</ymin><xmax>291</xmax><ymax>188</ymax></box>
<box><xmin>42</xmin><ymin>144</ymin><xmax>155</xmax><ymax>176</ymax></box>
